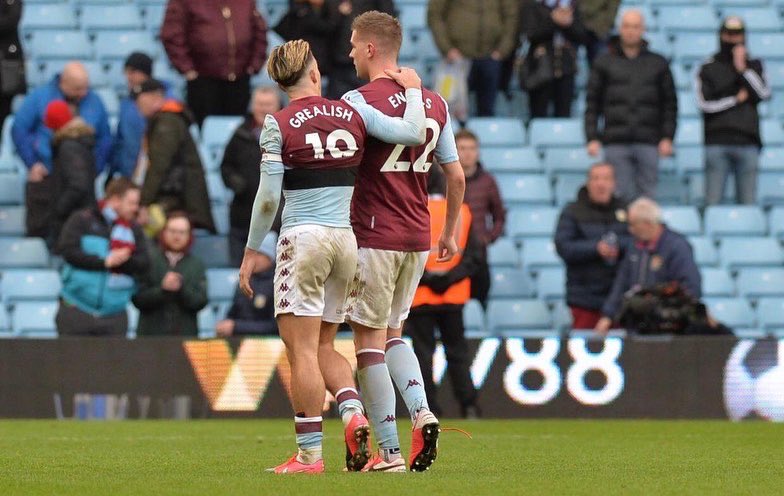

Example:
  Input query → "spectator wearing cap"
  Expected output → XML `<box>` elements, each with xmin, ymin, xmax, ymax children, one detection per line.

<box><xmin>696</xmin><ymin>16</ymin><xmax>771</xmax><ymax>205</ymax></box>
<box><xmin>160</xmin><ymin>0</ymin><xmax>268</xmax><ymax>127</ymax></box>
<box><xmin>11</xmin><ymin>61</ymin><xmax>111</xmax><ymax>239</ymax></box>
<box><xmin>133</xmin><ymin>212</ymin><xmax>208</xmax><ymax>336</ymax></box>
<box><xmin>133</xmin><ymin>80</ymin><xmax>215</xmax><ymax>234</ymax></box>
<box><xmin>215</xmin><ymin>231</ymin><xmax>278</xmax><ymax>337</ymax></box>
<box><xmin>44</xmin><ymin>100</ymin><xmax>97</xmax><ymax>249</ymax></box>
<box><xmin>109</xmin><ymin>52</ymin><xmax>175</xmax><ymax>182</ymax></box>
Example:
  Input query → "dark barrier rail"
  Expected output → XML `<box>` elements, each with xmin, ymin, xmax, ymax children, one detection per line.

<box><xmin>0</xmin><ymin>336</ymin><xmax>781</xmax><ymax>420</ymax></box>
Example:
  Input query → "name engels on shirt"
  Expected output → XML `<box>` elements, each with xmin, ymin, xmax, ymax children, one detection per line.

<box><xmin>289</xmin><ymin>104</ymin><xmax>354</xmax><ymax>128</ymax></box>
<box><xmin>387</xmin><ymin>91</ymin><xmax>433</xmax><ymax>110</ymax></box>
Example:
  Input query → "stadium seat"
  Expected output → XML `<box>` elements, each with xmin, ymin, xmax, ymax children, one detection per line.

<box><xmin>674</xmin><ymin>146</ymin><xmax>704</xmax><ymax>176</ymax></box>
<box><xmin>465</xmin><ymin>118</ymin><xmax>526</xmax><ymax>147</ymax></box>
<box><xmin>488</xmin><ymin>268</ymin><xmax>535</xmax><ymax>299</ymax></box>
<box><xmin>463</xmin><ymin>299</ymin><xmax>486</xmax><ymax>337</ymax></box>
<box><xmin>143</xmin><ymin>4</ymin><xmax>166</xmax><ymax>31</ymax></box>
<box><xmin>656</xmin><ymin>174</ymin><xmax>686</xmax><ymax>205</ymax></box>
<box><xmin>645</xmin><ymin>32</ymin><xmax>673</xmax><ymax>58</ymax></box>
<box><xmin>677</xmin><ymin>90</ymin><xmax>699</xmax><ymax>117</ymax></box>
<box><xmin>521</xmin><ymin>239</ymin><xmax>561</xmax><ymax>271</ymax></box>
<box><xmin>756</xmin><ymin>298</ymin><xmax>784</xmax><ymax>329</ymax></box>
<box><xmin>487</xmin><ymin>238</ymin><xmax>519</xmax><ymax>267</ymax></box>
<box><xmin>0</xmin><ymin>306</ymin><xmax>11</xmax><ymax>335</ymax></box>
<box><xmin>671</xmin><ymin>63</ymin><xmax>696</xmax><ymax>91</ymax></box>
<box><xmin>507</xmin><ymin>207</ymin><xmax>559</xmax><ymax>238</ymax></box>
<box><xmin>704</xmin><ymin>205</ymin><xmax>766</xmax><ymax>237</ymax></box>
<box><xmin>737</xmin><ymin>268</ymin><xmax>784</xmax><ymax>298</ymax></box>
<box><xmin>1</xmin><ymin>270</ymin><xmax>61</xmax><ymax>303</ymax></box>
<box><xmin>768</xmin><ymin>206</ymin><xmax>784</xmax><ymax>238</ymax></box>
<box><xmin>486</xmin><ymin>299</ymin><xmax>553</xmax><ymax>335</ymax></box>
<box><xmin>206</xmin><ymin>269</ymin><xmax>238</xmax><ymax>301</ymax></box>
<box><xmin>0</xmin><ymin>206</ymin><xmax>24</xmax><ymax>236</ymax></box>
<box><xmin>761</xmin><ymin>120</ymin><xmax>784</xmax><ymax>146</ymax></box>
<box><xmin>0</xmin><ymin>173</ymin><xmax>23</xmax><ymax>205</ymax></box>
<box><xmin>760</xmin><ymin>147</ymin><xmax>784</xmax><ymax>171</ymax></box>
<box><xmin>673</xmin><ymin>33</ymin><xmax>718</xmax><ymax>63</ymax></box>
<box><xmin>747</xmin><ymin>33</ymin><xmax>784</xmax><ymax>60</ymax></box>
<box><xmin>688</xmin><ymin>236</ymin><xmax>720</xmax><ymax>266</ymax></box>
<box><xmin>12</xmin><ymin>301</ymin><xmax>58</xmax><ymax>337</ymax></box>
<box><xmin>399</xmin><ymin>4</ymin><xmax>427</xmax><ymax>32</ymax></box>
<box><xmin>202</xmin><ymin>116</ymin><xmax>244</xmax><ymax>151</ymax></box>
<box><xmin>28</xmin><ymin>31</ymin><xmax>93</xmax><ymax>60</ymax></box>
<box><xmin>764</xmin><ymin>62</ymin><xmax>784</xmax><ymax>90</ymax></box>
<box><xmin>703</xmin><ymin>297</ymin><xmax>755</xmax><ymax>330</ymax></box>
<box><xmin>552</xmin><ymin>300</ymin><xmax>572</xmax><ymax>332</ymax></box>
<box><xmin>0</xmin><ymin>238</ymin><xmax>49</xmax><ymax>268</ymax></box>
<box><xmin>20</xmin><ymin>3</ymin><xmax>78</xmax><ymax>30</ymax></box>
<box><xmin>210</xmin><ymin>204</ymin><xmax>230</xmax><ymax>236</ymax></box>
<box><xmin>198</xmin><ymin>307</ymin><xmax>217</xmax><ymax>339</ymax></box>
<box><xmin>536</xmin><ymin>267</ymin><xmax>565</xmax><ymax>301</ymax></box>
<box><xmin>206</xmin><ymin>173</ymin><xmax>229</xmax><ymax>205</ymax></box>
<box><xmin>480</xmin><ymin>147</ymin><xmax>541</xmax><ymax>173</ymax></box>
<box><xmin>543</xmin><ymin>147</ymin><xmax>594</xmax><ymax>175</ymax></box>
<box><xmin>95</xmin><ymin>88</ymin><xmax>120</xmax><ymax>116</ymax></box>
<box><xmin>94</xmin><ymin>31</ymin><xmax>160</xmax><ymax>61</ymax></box>
<box><xmin>712</xmin><ymin>0</ymin><xmax>769</xmax><ymax>7</ymax></box>
<box><xmin>674</xmin><ymin>119</ymin><xmax>702</xmax><ymax>146</ymax></box>
<box><xmin>192</xmin><ymin>236</ymin><xmax>231</xmax><ymax>268</ymax></box>
<box><xmin>661</xmin><ymin>206</ymin><xmax>702</xmax><ymax>235</ymax></box>
<box><xmin>126</xmin><ymin>304</ymin><xmax>139</xmax><ymax>337</ymax></box>
<box><xmin>81</xmin><ymin>5</ymin><xmax>144</xmax><ymax>31</ymax></box>
<box><xmin>497</xmin><ymin>174</ymin><xmax>551</xmax><ymax>205</ymax></box>
<box><xmin>659</xmin><ymin>6</ymin><xmax>719</xmax><ymax>33</ymax></box>
<box><xmin>758</xmin><ymin>172</ymin><xmax>784</xmax><ymax>205</ymax></box>
<box><xmin>719</xmin><ymin>237</ymin><xmax>783</xmax><ymax>268</ymax></box>
<box><xmin>529</xmin><ymin>118</ymin><xmax>583</xmax><ymax>148</ymax></box>
<box><xmin>700</xmin><ymin>268</ymin><xmax>735</xmax><ymax>297</ymax></box>
<box><xmin>687</xmin><ymin>173</ymin><xmax>736</xmax><ymax>206</ymax></box>
<box><xmin>553</xmin><ymin>174</ymin><xmax>585</xmax><ymax>206</ymax></box>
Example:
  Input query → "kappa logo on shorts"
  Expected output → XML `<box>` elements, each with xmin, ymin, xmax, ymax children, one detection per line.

<box><xmin>279</xmin><ymin>283</ymin><xmax>290</xmax><ymax>292</ymax></box>
<box><xmin>280</xmin><ymin>237</ymin><xmax>290</xmax><ymax>246</ymax></box>
<box><xmin>349</xmin><ymin>289</ymin><xmax>358</xmax><ymax>298</ymax></box>
<box><xmin>405</xmin><ymin>379</ymin><xmax>422</xmax><ymax>390</ymax></box>
<box><xmin>346</xmin><ymin>305</ymin><xmax>354</xmax><ymax>313</ymax></box>
<box><xmin>279</xmin><ymin>299</ymin><xmax>290</xmax><ymax>309</ymax></box>
<box><xmin>279</xmin><ymin>253</ymin><xmax>291</xmax><ymax>262</ymax></box>
<box><xmin>279</xmin><ymin>268</ymin><xmax>290</xmax><ymax>277</ymax></box>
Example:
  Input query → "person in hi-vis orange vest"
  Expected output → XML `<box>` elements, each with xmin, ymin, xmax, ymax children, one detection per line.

<box><xmin>404</xmin><ymin>197</ymin><xmax>482</xmax><ymax>418</ymax></box>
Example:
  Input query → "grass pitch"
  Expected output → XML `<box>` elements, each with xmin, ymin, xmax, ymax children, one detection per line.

<box><xmin>0</xmin><ymin>419</ymin><xmax>782</xmax><ymax>495</ymax></box>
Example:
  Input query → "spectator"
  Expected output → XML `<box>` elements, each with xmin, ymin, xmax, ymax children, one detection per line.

<box><xmin>274</xmin><ymin>0</ymin><xmax>341</xmax><ymax>84</ymax></box>
<box><xmin>584</xmin><ymin>10</ymin><xmax>676</xmax><ymax>202</ymax></box>
<box><xmin>327</xmin><ymin>0</ymin><xmax>396</xmax><ymax>98</ymax></box>
<box><xmin>428</xmin><ymin>0</ymin><xmax>519</xmax><ymax>117</ymax></box>
<box><xmin>0</xmin><ymin>0</ymin><xmax>25</xmax><ymax>139</ymax></box>
<box><xmin>404</xmin><ymin>190</ymin><xmax>481</xmax><ymax>418</ymax></box>
<box><xmin>520</xmin><ymin>0</ymin><xmax>589</xmax><ymax>118</ymax></box>
<box><xmin>456</xmin><ymin>129</ymin><xmax>505</xmax><ymax>308</ymax></box>
<box><xmin>110</xmin><ymin>52</ymin><xmax>175</xmax><ymax>182</ymax></box>
<box><xmin>215</xmin><ymin>232</ymin><xmax>278</xmax><ymax>337</ymax></box>
<box><xmin>133</xmin><ymin>212</ymin><xmax>208</xmax><ymax>336</ymax></box>
<box><xmin>595</xmin><ymin>197</ymin><xmax>701</xmax><ymax>334</ymax></box>
<box><xmin>133</xmin><ymin>79</ymin><xmax>216</xmax><ymax>234</ymax></box>
<box><xmin>12</xmin><ymin>62</ymin><xmax>111</xmax><ymax>238</ymax></box>
<box><xmin>554</xmin><ymin>162</ymin><xmax>630</xmax><ymax>329</ymax></box>
<box><xmin>160</xmin><ymin>0</ymin><xmax>268</xmax><ymax>127</ymax></box>
<box><xmin>697</xmin><ymin>16</ymin><xmax>771</xmax><ymax>206</ymax></box>
<box><xmin>44</xmin><ymin>100</ymin><xmax>97</xmax><ymax>250</ymax></box>
<box><xmin>56</xmin><ymin>179</ymin><xmax>149</xmax><ymax>337</ymax></box>
<box><xmin>580</xmin><ymin>0</ymin><xmax>621</xmax><ymax>63</ymax></box>
<box><xmin>220</xmin><ymin>86</ymin><xmax>282</xmax><ymax>266</ymax></box>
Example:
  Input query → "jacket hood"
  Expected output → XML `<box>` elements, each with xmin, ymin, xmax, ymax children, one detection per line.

<box><xmin>52</xmin><ymin>117</ymin><xmax>95</xmax><ymax>144</ymax></box>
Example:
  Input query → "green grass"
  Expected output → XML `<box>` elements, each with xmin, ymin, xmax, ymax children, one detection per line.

<box><xmin>0</xmin><ymin>420</ymin><xmax>782</xmax><ymax>495</ymax></box>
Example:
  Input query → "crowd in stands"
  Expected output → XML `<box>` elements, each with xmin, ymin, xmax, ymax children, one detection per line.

<box><xmin>0</xmin><ymin>0</ymin><xmax>782</xmax><ymax>352</ymax></box>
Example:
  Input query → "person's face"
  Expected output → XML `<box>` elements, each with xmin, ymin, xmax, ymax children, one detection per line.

<box><xmin>350</xmin><ymin>30</ymin><xmax>370</xmax><ymax>80</ymax></box>
<box><xmin>60</xmin><ymin>76</ymin><xmax>89</xmax><ymax>103</ymax></box>
<box><xmin>628</xmin><ymin>214</ymin><xmax>656</xmax><ymax>242</ymax></box>
<box><xmin>115</xmin><ymin>189</ymin><xmax>141</xmax><ymax>223</ymax></box>
<box><xmin>136</xmin><ymin>92</ymin><xmax>162</xmax><ymax>118</ymax></box>
<box><xmin>586</xmin><ymin>165</ymin><xmax>615</xmax><ymax>205</ymax></box>
<box><xmin>162</xmin><ymin>217</ymin><xmax>191</xmax><ymax>252</ymax></box>
<box><xmin>619</xmin><ymin>13</ymin><xmax>645</xmax><ymax>48</ymax></box>
<box><xmin>456</xmin><ymin>138</ymin><xmax>479</xmax><ymax>173</ymax></box>
<box><xmin>251</xmin><ymin>91</ymin><xmax>280</xmax><ymax>124</ymax></box>
<box><xmin>125</xmin><ymin>68</ymin><xmax>149</xmax><ymax>91</ymax></box>
<box><xmin>721</xmin><ymin>32</ymin><xmax>745</xmax><ymax>46</ymax></box>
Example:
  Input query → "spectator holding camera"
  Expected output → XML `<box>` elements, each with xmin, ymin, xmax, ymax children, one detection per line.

<box><xmin>696</xmin><ymin>16</ymin><xmax>771</xmax><ymax>205</ymax></box>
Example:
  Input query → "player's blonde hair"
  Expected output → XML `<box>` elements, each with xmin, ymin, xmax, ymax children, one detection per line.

<box><xmin>267</xmin><ymin>40</ymin><xmax>314</xmax><ymax>88</ymax></box>
<box><xmin>351</xmin><ymin>11</ymin><xmax>403</xmax><ymax>55</ymax></box>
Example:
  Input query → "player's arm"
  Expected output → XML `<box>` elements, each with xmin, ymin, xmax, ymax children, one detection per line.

<box><xmin>239</xmin><ymin>115</ymin><xmax>284</xmax><ymax>297</ymax></box>
<box><xmin>434</xmin><ymin>102</ymin><xmax>465</xmax><ymax>262</ymax></box>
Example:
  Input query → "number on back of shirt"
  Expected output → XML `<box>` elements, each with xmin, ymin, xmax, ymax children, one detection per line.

<box><xmin>305</xmin><ymin>129</ymin><xmax>358</xmax><ymax>159</ymax></box>
<box><xmin>380</xmin><ymin>118</ymin><xmax>441</xmax><ymax>173</ymax></box>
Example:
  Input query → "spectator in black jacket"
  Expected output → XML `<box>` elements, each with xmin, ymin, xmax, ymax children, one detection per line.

<box><xmin>274</xmin><ymin>0</ymin><xmax>341</xmax><ymax>81</ymax></box>
<box><xmin>215</xmin><ymin>232</ymin><xmax>277</xmax><ymax>337</ymax></box>
<box><xmin>220</xmin><ymin>86</ymin><xmax>282</xmax><ymax>265</ymax></box>
<box><xmin>595</xmin><ymin>197</ymin><xmax>701</xmax><ymax>334</ymax></box>
<box><xmin>0</xmin><ymin>0</ymin><xmax>25</xmax><ymax>139</ymax></box>
<box><xmin>554</xmin><ymin>162</ymin><xmax>629</xmax><ymax>329</ymax></box>
<box><xmin>584</xmin><ymin>9</ymin><xmax>677</xmax><ymax>202</ymax></box>
<box><xmin>696</xmin><ymin>16</ymin><xmax>771</xmax><ymax>205</ymax></box>
<box><xmin>520</xmin><ymin>0</ymin><xmax>590</xmax><ymax>118</ymax></box>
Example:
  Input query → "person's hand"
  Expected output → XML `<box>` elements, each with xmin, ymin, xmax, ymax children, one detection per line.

<box><xmin>736</xmin><ymin>88</ymin><xmax>749</xmax><ymax>104</ymax></box>
<box><xmin>447</xmin><ymin>48</ymin><xmax>463</xmax><ymax>63</ymax></box>
<box><xmin>551</xmin><ymin>7</ymin><xmax>574</xmax><ymax>27</ymax></box>
<box><xmin>436</xmin><ymin>232</ymin><xmax>458</xmax><ymax>263</ymax></box>
<box><xmin>28</xmin><ymin>163</ymin><xmax>48</xmax><ymax>183</ymax></box>
<box><xmin>594</xmin><ymin>317</ymin><xmax>612</xmax><ymax>335</ymax></box>
<box><xmin>338</xmin><ymin>0</ymin><xmax>352</xmax><ymax>15</ymax></box>
<box><xmin>733</xmin><ymin>44</ymin><xmax>747</xmax><ymax>72</ymax></box>
<box><xmin>587</xmin><ymin>140</ymin><xmax>601</xmax><ymax>157</ymax></box>
<box><xmin>104</xmin><ymin>248</ymin><xmax>131</xmax><ymax>268</ymax></box>
<box><xmin>239</xmin><ymin>248</ymin><xmax>266</xmax><ymax>298</ymax></box>
<box><xmin>658</xmin><ymin>138</ymin><xmax>673</xmax><ymax>157</ymax></box>
<box><xmin>185</xmin><ymin>70</ymin><xmax>198</xmax><ymax>81</ymax></box>
<box><xmin>596</xmin><ymin>240</ymin><xmax>619</xmax><ymax>261</ymax></box>
<box><xmin>216</xmin><ymin>319</ymin><xmax>235</xmax><ymax>338</ymax></box>
<box><xmin>161</xmin><ymin>271</ymin><xmax>183</xmax><ymax>292</ymax></box>
<box><xmin>385</xmin><ymin>67</ymin><xmax>421</xmax><ymax>90</ymax></box>
<box><xmin>115</xmin><ymin>247</ymin><xmax>132</xmax><ymax>264</ymax></box>
<box><xmin>490</xmin><ymin>50</ymin><xmax>502</xmax><ymax>61</ymax></box>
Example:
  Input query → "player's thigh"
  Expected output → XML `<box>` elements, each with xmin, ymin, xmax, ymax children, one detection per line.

<box><xmin>274</xmin><ymin>226</ymin><xmax>333</xmax><ymax>319</ymax></box>
<box><xmin>347</xmin><ymin>248</ymin><xmax>400</xmax><ymax>330</ymax></box>
<box><xmin>277</xmin><ymin>314</ymin><xmax>321</xmax><ymax>358</ymax></box>
<box><xmin>387</xmin><ymin>251</ymin><xmax>429</xmax><ymax>331</ymax></box>
<box><xmin>322</xmin><ymin>228</ymin><xmax>358</xmax><ymax>324</ymax></box>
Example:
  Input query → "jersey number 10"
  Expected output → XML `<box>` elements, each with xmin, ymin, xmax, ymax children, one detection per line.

<box><xmin>305</xmin><ymin>129</ymin><xmax>358</xmax><ymax>159</ymax></box>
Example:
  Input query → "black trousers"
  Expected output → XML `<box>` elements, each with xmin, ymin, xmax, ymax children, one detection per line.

<box><xmin>470</xmin><ymin>259</ymin><xmax>491</xmax><ymax>309</ymax></box>
<box><xmin>187</xmin><ymin>76</ymin><xmax>251</xmax><ymax>127</ymax></box>
<box><xmin>25</xmin><ymin>175</ymin><xmax>52</xmax><ymax>239</ymax></box>
<box><xmin>56</xmin><ymin>301</ymin><xmax>128</xmax><ymax>337</ymax></box>
<box><xmin>404</xmin><ymin>305</ymin><xmax>477</xmax><ymax>416</ymax></box>
<box><xmin>528</xmin><ymin>75</ymin><xmax>575</xmax><ymax>118</ymax></box>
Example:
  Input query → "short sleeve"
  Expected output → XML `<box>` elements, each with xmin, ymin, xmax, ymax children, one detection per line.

<box><xmin>259</xmin><ymin>114</ymin><xmax>284</xmax><ymax>175</ymax></box>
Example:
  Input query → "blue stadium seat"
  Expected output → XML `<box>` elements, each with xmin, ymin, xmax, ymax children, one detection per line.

<box><xmin>95</xmin><ymin>88</ymin><xmax>120</xmax><ymax>116</ymax></box>
<box><xmin>489</xmin><ymin>268</ymin><xmax>535</xmax><ymax>299</ymax></box>
<box><xmin>659</xmin><ymin>6</ymin><xmax>719</xmax><ymax>33</ymax></box>
<box><xmin>674</xmin><ymin>119</ymin><xmax>703</xmax><ymax>146</ymax></box>
<box><xmin>704</xmin><ymin>205</ymin><xmax>766</xmax><ymax>237</ymax></box>
<box><xmin>399</xmin><ymin>4</ymin><xmax>427</xmax><ymax>32</ymax></box>
<box><xmin>756</xmin><ymin>298</ymin><xmax>784</xmax><ymax>329</ymax></box>
<box><xmin>687</xmin><ymin>173</ymin><xmax>735</xmax><ymax>206</ymax></box>
<box><xmin>677</xmin><ymin>90</ymin><xmax>699</xmax><ymax>117</ymax></box>
<box><xmin>671</xmin><ymin>63</ymin><xmax>696</xmax><ymax>91</ymax></box>
<box><xmin>529</xmin><ymin>118</ymin><xmax>583</xmax><ymax>148</ymax></box>
<box><xmin>674</xmin><ymin>146</ymin><xmax>704</xmax><ymax>175</ymax></box>
<box><xmin>28</xmin><ymin>31</ymin><xmax>92</xmax><ymax>60</ymax></box>
<box><xmin>12</xmin><ymin>301</ymin><xmax>58</xmax><ymax>337</ymax></box>
<box><xmin>416</xmin><ymin>31</ymin><xmax>441</xmax><ymax>62</ymax></box>
<box><xmin>507</xmin><ymin>207</ymin><xmax>559</xmax><ymax>238</ymax></box>
<box><xmin>497</xmin><ymin>174</ymin><xmax>551</xmax><ymax>205</ymax></box>
<box><xmin>704</xmin><ymin>297</ymin><xmax>755</xmax><ymax>329</ymax></box>
<box><xmin>758</xmin><ymin>172</ymin><xmax>784</xmax><ymax>205</ymax></box>
<box><xmin>673</xmin><ymin>33</ymin><xmax>718</xmax><ymax>62</ymax></box>
<box><xmin>0</xmin><ymin>206</ymin><xmax>24</xmax><ymax>236</ymax></box>
<box><xmin>764</xmin><ymin>61</ymin><xmax>784</xmax><ymax>90</ymax></box>
<box><xmin>127</xmin><ymin>304</ymin><xmax>139</xmax><ymax>338</ymax></box>
<box><xmin>20</xmin><ymin>3</ymin><xmax>78</xmax><ymax>30</ymax></box>
<box><xmin>206</xmin><ymin>268</ymin><xmax>238</xmax><ymax>301</ymax></box>
<box><xmin>463</xmin><ymin>299</ymin><xmax>486</xmax><ymax>337</ymax></box>
<box><xmin>81</xmin><ymin>5</ymin><xmax>144</xmax><ymax>31</ymax></box>
<box><xmin>142</xmin><ymin>4</ymin><xmax>166</xmax><ymax>31</ymax></box>
<box><xmin>768</xmin><ymin>206</ymin><xmax>784</xmax><ymax>238</ymax></box>
<box><xmin>202</xmin><ymin>115</ymin><xmax>244</xmax><ymax>151</ymax></box>
<box><xmin>480</xmin><ymin>147</ymin><xmax>541</xmax><ymax>173</ymax></box>
<box><xmin>487</xmin><ymin>299</ymin><xmax>553</xmax><ymax>335</ymax></box>
<box><xmin>543</xmin><ymin>147</ymin><xmax>594</xmax><ymax>175</ymax></box>
<box><xmin>700</xmin><ymin>267</ymin><xmax>735</xmax><ymax>297</ymax></box>
<box><xmin>712</xmin><ymin>0</ymin><xmax>769</xmax><ymax>7</ymax></box>
<box><xmin>658</xmin><ymin>175</ymin><xmax>686</xmax><ymax>205</ymax></box>
<box><xmin>724</xmin><ymin>8</ymin><xmax>783</xmax><ymax>32</ymax></box>
<box><xmin>198</xmin><ymin>307</ymin><xmax>217</xmax><ymax>339</ymax></box>
<box><xmin>553</xmin><ymin>174</ymin><xmax>585</xmax><ymax>206</ymax></box>
<box><xmin>737</xmin><ymin>268</ymin><xmax>784</xmax><ymax>298</ymax></box>
<box><xmin>206</xmin><ymin>173</ymin><xmax>229</xmax><ymax>205</ymax></box>
<box><xmin>719</xmin><ymin>237</ymin><xmax>783</xmax><ymax>268</ymax></box>
<box><xmin>192</xmin><ymin>236</ymin><xmax>230</xmax><ymax>268</ymax></box>
<box><xmin>487</xmin><ymin>238</ymin><xmax>519</xmax><ymax>267</ymax></box>
<box><xmin>0</xmin><ymin>306</ymin><xmax>10</xmax><ymax>335</ymax></box>
<box><xmin>688</xmin><ymin>236</ymin><xmax>720</xmax><ymax>266</ymax></box>
<box><xmin>645</xmin><ymin>32</ymin><xmax>673</xmax><ymax>58</ymax></box>
<box><xmin>536</xmin><ymin>267</ymin><xmax>565</xmax><ymax>301</ymax></box>
<box><xmin>521</xmin><ymin>239</ymin><xmax>562</xmax><ymax>271</ymax></box>
<box><xmin>465</xmin><ymin>118</ymin><xmax>526</xmax><ymax>147</ymax></box>
<box><xmin>661</xmin><ymin>206</ymin><xmax>702</xmax><ymax>235</ymax></box>
<box><xmin>760</xmin><ymin>147</ymin><xmax>784</xmax><ymax>171</ymax></box>
<box><xmin>1</xmin><ymin>270</ymin><xmax>61</xmax><ymax>302</ymax></box>
<box><xmin>210</xmin><ymin>204</ymin><xmax>230</xmax><ymax>236</ymax></box>
<box><xmin>0</xmin><ymin>238</ymin><xmax>49</xmax><ymax>268</ymax></box>
<box><xmin>0</xmin><ymin>173</ymin><xmax>23</xmax><ymax>205</ymax></box>
<box><xmin>761</xmin><ymin>120</ymin><xmax>784</xmax><ymax>146</ymax></box>
<box><xmin>748</xmin><ymin>34</ymin><xmax>784</xmax><ymax>60</ymax></box>
<box><xmin>552</xmin><ymin>300</ymin><xmax>572</xmax><ymax>332</ymax></box>
<box><xmin>94</xmin><ymin>31</ymin><xmax>160</xmax><ymax>61</ymax></box>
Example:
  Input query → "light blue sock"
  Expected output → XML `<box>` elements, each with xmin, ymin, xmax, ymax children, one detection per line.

<box><xmin>386</xmin><ymin>338</ymin><xmax>430</xmax><ymax>421</ymax></box>
<box><xmin>357</xmin><ymin>361</ymin><xmax>400</xmax><ymax>452</ymax></box>
<box><xmin>335</xmin><ymin>387</ymin><xmax>364</xmax><ymax>425</ymax></box>
<box><xmin>294</xmin><ymin>415</ymin><xmax>323</xmax><ymax>450</ymax></box>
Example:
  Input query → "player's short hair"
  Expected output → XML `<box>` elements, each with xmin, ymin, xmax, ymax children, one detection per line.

<box><xmin>351</xmin><ymin>11</ymin><xmax>403</xmax><ymax>55</ymax></box>
<box><xmin>267</xmin><ymin>40</ymin><xmax>314</xmax><ymax>88</ymax></box>
<box><xmin>104</xmin><ymin>178</ymin><xmax>139</xmax><ymax>199</ymax></box>
<box><xmin>455</xmin><ymin>129</ymin><xmax>479</xmax><ymax>144</ymax></box>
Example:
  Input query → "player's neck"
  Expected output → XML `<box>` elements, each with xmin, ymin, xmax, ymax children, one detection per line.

<box><xmin>368</xmin><ymin>60</ymin><xmax>399</xmax><ymax>81</ymax></box>
<box><xmin>286</xmin><ymin>87</ymin><xmax>320</xmax><ymax>101</ymax></box>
